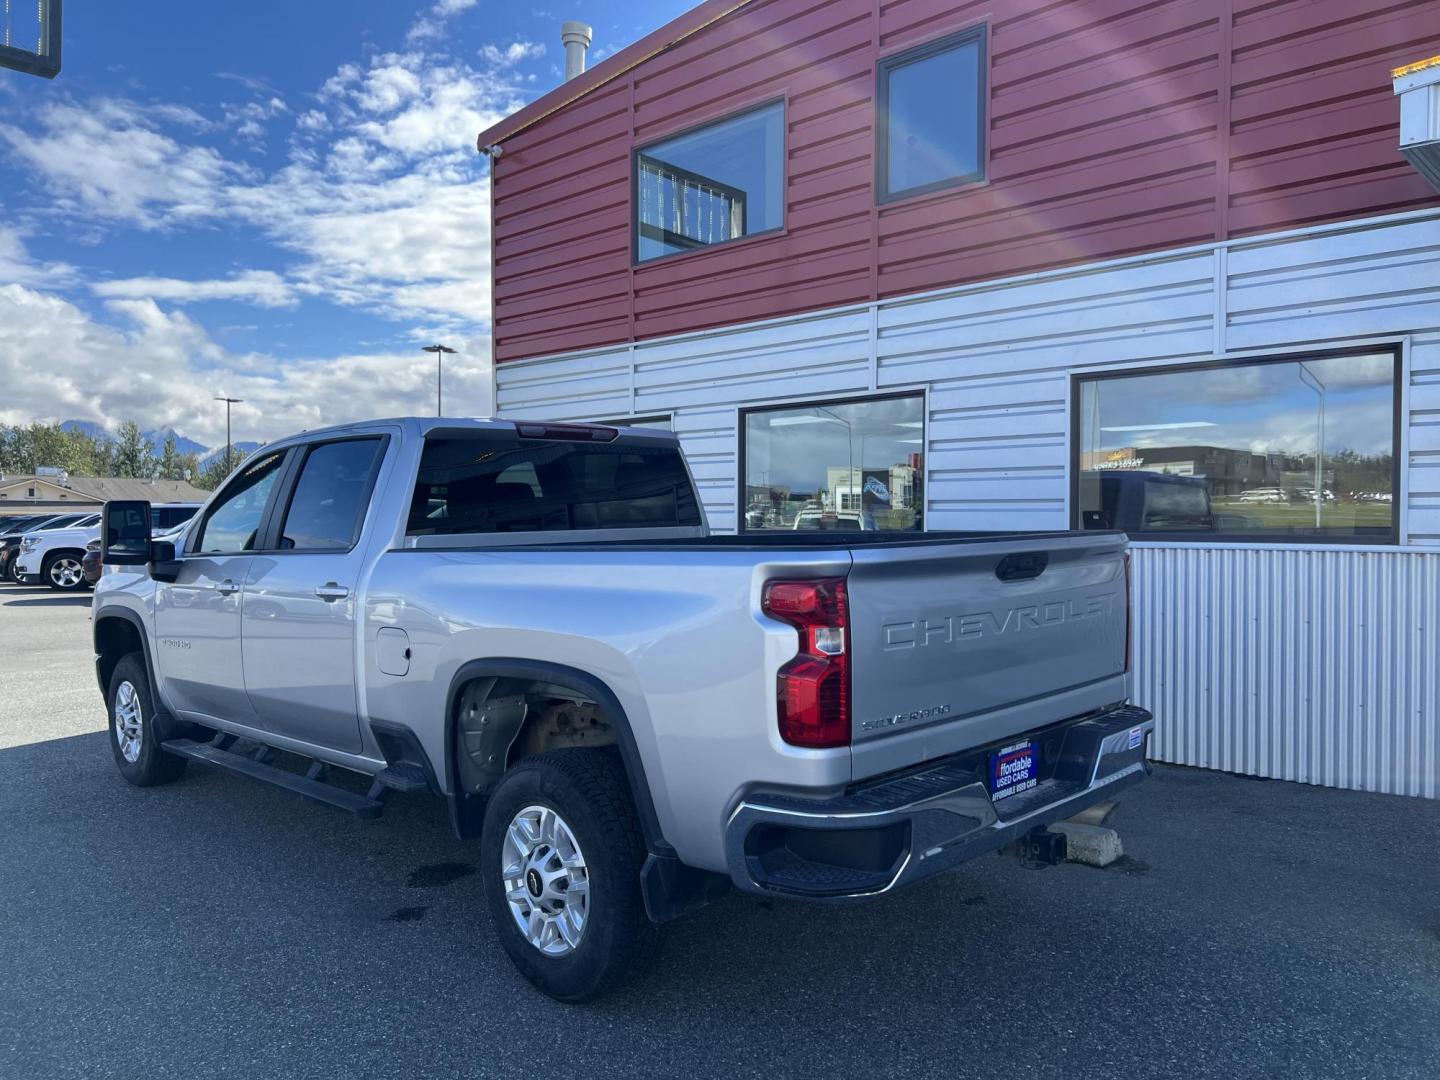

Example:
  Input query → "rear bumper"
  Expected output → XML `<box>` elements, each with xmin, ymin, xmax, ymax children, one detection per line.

<box><xmin>723</xmin><ymin>704</ymin><xmax>1154</xmax><ymax>900</ymax></box>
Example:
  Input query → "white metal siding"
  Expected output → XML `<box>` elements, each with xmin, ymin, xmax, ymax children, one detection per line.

<box><xmin>495</xmin><ymin>207</ymin><xmax>1440</xmax><ymax>798</ymax></box>
<box><xmin>1133</xmin><ymin>544</ymin><xmax>1438</xmax><ymax>799</ymax></box>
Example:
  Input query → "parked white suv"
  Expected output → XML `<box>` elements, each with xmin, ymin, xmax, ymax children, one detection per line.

<box><xmin>15</xmin><ymin>504</ymin><xmax>200</xmax><ymax>591</ymax></box>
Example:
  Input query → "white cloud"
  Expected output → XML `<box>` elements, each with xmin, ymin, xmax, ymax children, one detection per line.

<box><xmin>0</xmin><ymin>9</ymin><xmax>538</xmax><ymax>438</ymax></box>
<box><xmin>91</xmin><ymin>270</ymin><xmax>296</xmax><ymax>309</ymax></box>
<box><xmin>0</xmin><ymin>99</ymin><xmax>247</xmax><ymax>229</ymax></box>
<box><xmin>3</xmin><ymin>46</ymin><xmax>520</xmax><ymax>327</ymax></box>
<box><xmin>479</xmin><ymin>40</ymin><xmax>546</xmax><ymax>66</ymax></box>
<box><xmin>408</xmin><ymin>0</ymin><xmax>482</xmax><ymax>43</ymax></box>
<box><xmin>0</xmin><ymin>226</ymin><xmax>76</xmax><ymax>288</ymax></box>
<box><xmin>0</xmin><ymin>284</ymin><xmax>493</xmax><ymax>445</ymax></box>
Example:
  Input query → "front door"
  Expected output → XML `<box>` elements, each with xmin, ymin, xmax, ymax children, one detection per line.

<box><xmin>241</xmin><ymin>436</ymin><xmax>385</xmax><ymax>753</ymax></box>
<box><xmin>156</xmin><ymin>450</ymin><xmax>289</xmax><ymax>726</ymax></box>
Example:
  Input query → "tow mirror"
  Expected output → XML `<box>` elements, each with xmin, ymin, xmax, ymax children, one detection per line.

<box><xmin>102</xmin><ymin>500</ymin><xmax>151</xmax><ymax>566</ymax></box>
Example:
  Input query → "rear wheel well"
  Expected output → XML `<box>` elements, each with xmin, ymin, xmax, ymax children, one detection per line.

<box><xmin>452</xmin><ymin>676</ymin><xmax>617</xmax><ymax>797</ymax></box>
<box><xmin>445</xmin><ymin>660</ymin><xmax>669</xmax><ymax>858</ymax></box>
<box><xmin>95</xmin><ymin>616</ymin><xmax>144</xmax><ymax>692</ymax></box>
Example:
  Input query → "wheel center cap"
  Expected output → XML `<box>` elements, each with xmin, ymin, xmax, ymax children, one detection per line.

<box><xmin>526</xmin><ymin>868</ymin><xmax>543</xmax><ymax>898</ymax></box>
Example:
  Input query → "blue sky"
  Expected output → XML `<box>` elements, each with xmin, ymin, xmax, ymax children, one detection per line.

<box><xmin>0</xmin><ymin>0</ymin><xmax>689</xmax><ymax>450</ymax></box>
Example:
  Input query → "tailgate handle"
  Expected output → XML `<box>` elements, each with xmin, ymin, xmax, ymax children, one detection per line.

<box><xmin>996</xmin><ymin>552</ymin><xmax>1048</xmax><ymax>582</ymax></box>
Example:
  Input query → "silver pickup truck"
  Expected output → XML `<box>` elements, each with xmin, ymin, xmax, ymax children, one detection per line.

<box><xmin>94</xmin><ymin>416</ymin><xmax>1153</xmax><ymax>1000</ymax></box>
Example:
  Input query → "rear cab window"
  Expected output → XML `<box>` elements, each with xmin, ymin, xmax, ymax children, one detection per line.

<box><xmin>407</xmin><ymin>430</ymin><xmax>702</xmax><ymax>536</ymax></box>
<box><xmin>1142</xmin><ymin>479</ymin><xmax>1213</xmax><ymax>530</ymax></box>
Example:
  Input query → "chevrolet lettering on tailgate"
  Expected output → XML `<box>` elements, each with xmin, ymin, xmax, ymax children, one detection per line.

<box><xmin>882</xmin><ymin>593</ymin><xmax>1115</xmax><ymax>651</ymax></box>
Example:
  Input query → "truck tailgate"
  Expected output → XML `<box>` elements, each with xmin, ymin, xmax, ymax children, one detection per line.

<box><xmin>845</xmin><ymin>532</ymin><xmax>1129</xmax><ymax>780</ymax></box>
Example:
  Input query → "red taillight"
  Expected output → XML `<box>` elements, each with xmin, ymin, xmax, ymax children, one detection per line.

<box><xmin>1123</xmin><ymin>552</ymin><xmax>1133</xmax><ymax>673</ymax></box>
<box><xmin>763</xmin><ymin>578</ymin><xmax>850</xmax><ymax>749</ymax></box>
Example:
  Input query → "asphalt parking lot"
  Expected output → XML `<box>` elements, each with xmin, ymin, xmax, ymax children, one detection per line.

<box><xmin>1</xmin><ymin>585</ymin><xmax>1437</xmax><ymax>1079</ymax></box>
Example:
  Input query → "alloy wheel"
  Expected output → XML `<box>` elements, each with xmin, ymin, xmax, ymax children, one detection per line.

<box><xmin>501</xmin><ymin>804</ymin><xmax>590</xmax><ymax>956</ymax></box>
<box><xmin>48</xmin><ymin>557</ymin><xmax>83</xmax><ymax>589</ymax></box>
<box><xmin>113</xmin><ymin>680</ymin><xmax>143</xmax><ymax>764</ymax></box>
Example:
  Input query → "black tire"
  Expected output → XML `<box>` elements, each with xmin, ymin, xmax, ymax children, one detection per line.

<box><xmin>480</xmin><ymin>749</ymin><xmax>658</xmax><ymax>1002</ymax></box>
<box><xmin>107</xmin><ymin>653</ymin><xmax>187</xmax><ymax>787</ymax></box>
<box><xmin>41</xmin><ymin>550</ymin><xmax>87</xmax><ymax>591</ymax></box>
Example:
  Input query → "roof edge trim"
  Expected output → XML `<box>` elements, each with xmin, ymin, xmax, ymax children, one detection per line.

<box><xmin>476</xmin><ymin>0</ymin><xmax>756</xmax><ymax>151</ymax></box>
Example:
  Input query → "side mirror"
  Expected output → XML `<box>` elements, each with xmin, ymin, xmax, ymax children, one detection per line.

<box><xmin>148</xmin><ymin>539</ymin><xmax>181</xmax><ymax>583</ymax></box>
<box><xmin>102</xmin><ymin>500</ymin><xmax>151</xmax><ymax>566</ymax></box>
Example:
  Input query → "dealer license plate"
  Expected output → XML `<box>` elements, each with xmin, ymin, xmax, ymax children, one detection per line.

<box><xmin>989</xmin><ymin>740</ymin><xmax>1039</xmax><ymax>801</ymax></box>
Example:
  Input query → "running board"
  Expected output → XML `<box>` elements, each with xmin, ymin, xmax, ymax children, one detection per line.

<box><xmin>161</xmin><ymin>738</ymin><xmax>386</xmax><ymax>818</ymax></box>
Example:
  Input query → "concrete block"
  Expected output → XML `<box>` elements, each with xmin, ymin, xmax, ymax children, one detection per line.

<box><xmin>1051</xmin><ymin>822</ymin><xmax>1123</xmax><ymax>867</ymax></box>
<box><xmin>1067</xmin><ymin>799</ymin><xmax>1119</xmax><ymax>827</ymax></box>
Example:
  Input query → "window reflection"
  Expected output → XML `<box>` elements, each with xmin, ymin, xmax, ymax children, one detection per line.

<box><xmin>880</xmin><ymin>31</ymin><xmax>985</xmax><ymax>199</ymax></box>
<box><xmin>1076</xmin><ymin>352</ymin><xmax>1397</xmax><ymax>540</ymax></box>
<box><xmin>743</xmin><ymin>395</ymin><xmax>925</xmax><ymax>532</ymax></box>
<box><xmin>635</xmin><ymin>102</ymin><xmax>784</xmax><ymax>262</ymax></box>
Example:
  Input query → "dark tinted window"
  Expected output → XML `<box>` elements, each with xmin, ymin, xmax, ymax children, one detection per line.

<box><xmin>280</xmin><ymin>439</ymin><xmax>383</xmax><ymax>550</ymax></box>
<box><xmin>151</xmin><ymin>506</ymin><xmax>199</xmax><ymax>531</ymax></box>
<box><xmin>194</xmin><ymin>452</ymin><xmax>287</xmax><ymax>553</ymax></box>
<box><xmin>879</xmin><ymin>30</ymin><xmax>985</xmax><ymax>200</ymax></box>
<box><xmin>408</xmin><ymin>434</ymin><xmax>701</xmax><ymax>535</ymax></box>
<box><xmin>1142</xmin><ymin>480</ymin><xmax>1212</xmax><ymax>530</ymax></box>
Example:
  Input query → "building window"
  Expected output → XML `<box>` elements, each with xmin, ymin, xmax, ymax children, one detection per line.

<box><xmin>634</xmin><ymin>100</ymin><xmax>784</xmax><ymax>263</ymax></box>
<box><xmin>1074</xmin><ymin>348</ymin><xmax>1400</xmax><ymax>542</ymax></box>
<box><xmin>877</xmin><ymin>28</ymin><xmax>986</xmax><ymax>202</ymax></box>
<box><xmin>741</xmin><ymin>393</ymin><xmax>925</xmax><ymax>532</ymax></box>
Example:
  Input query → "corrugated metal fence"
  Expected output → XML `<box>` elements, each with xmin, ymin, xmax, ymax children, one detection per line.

<box><xmin>1132</xmin><ymin>544</ymin><xmax>1438</xmax><ymax>798</ymax></box>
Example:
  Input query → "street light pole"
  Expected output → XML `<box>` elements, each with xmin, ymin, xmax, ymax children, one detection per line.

<box><xmin>422</xmin><ymin>345</ymin><xmax>457</xmax><ymax>417</ymax></box>
<box><xmin>1296</xmin><ymin>362</ymin><xmax>1327</xmax><ymax>529</ymax></box>
<box><xmin>213</xmin><ymin>396</ymin><xmax>243</xmax><ymax>475</ymax></box>
<box><xmin>815</xmin><ymin>407</ymin><xmax>855</xmax><ymax>510</ymax></box>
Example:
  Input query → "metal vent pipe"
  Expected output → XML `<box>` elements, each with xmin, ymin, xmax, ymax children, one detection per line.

<box><xmin>561</xmin><ymin>21</ymin><xmax>591</xmax><ymax>81</ymax></box>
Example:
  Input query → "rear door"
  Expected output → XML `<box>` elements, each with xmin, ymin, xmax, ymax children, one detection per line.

<box><xmin>240</xmin><ymin>435</ymin><xmax>387</xmax><ymax>752</ymax></box>
<box><xmin>844</xmin><ymin>533</ymin><xmax>1129</xmax><ymax>778</ymax></box>
<box><xmin>156</xmin><ymin>450</ymin><xmax>290</xmax><ymax>725</ymax></box>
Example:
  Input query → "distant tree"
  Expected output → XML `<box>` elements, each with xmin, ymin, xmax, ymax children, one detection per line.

<box><xmin>198</xmin><ymin>449</ymin><xmax>236</xmax><ymax>490</ymax></box>
<box><xmin>158</xmin><ymin>435</ymin><xmax>183</xmax><ymax>480</ymax></box>
<box><xmin>158</xmin><ymin>435</ymin><xmax>202</xmax><ymax>484</ymax></box>
<box><xmin>0</xmin><ymin>424</ymin><xmax>30</xmax><ymax>472</ymax></box>
<box><xmin>1328</xmin><ymin>449</ymin><xmax>1393</xmax><ymax>496</ymax></box>
<box><xmin>112</xmin><ymin>421</ymin><xmax>155</xmax><ymax>479</ymax></box>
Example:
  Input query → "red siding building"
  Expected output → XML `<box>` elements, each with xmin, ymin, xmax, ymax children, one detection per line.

<box><xmin>477</xmin><ymin>1</ymin><xmax>1440</xmax><ymax>800</ymax></box>
<box><xmin>484</xmin><ymin>0</ymin><xmax>1440</xmax><ymax>362</ymax></box>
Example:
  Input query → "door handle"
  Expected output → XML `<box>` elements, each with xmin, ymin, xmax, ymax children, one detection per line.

<box><xmin>314</xmin><ymin>583</ymin><xmax>350</xmax><ymax>602</ymax></box>
<box><xmin>215</xmin><ymin>579</ymin><xmax>241</xmax><ymax>595</ymax></box>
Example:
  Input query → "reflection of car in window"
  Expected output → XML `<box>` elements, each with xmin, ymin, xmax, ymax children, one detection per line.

<box><xmin>1080</xmin><ymin>471</ymin><xmax>1216</xmax><ymax>532</ymax></box>
<box><xmin>790</xmin><ymin>509</ymin><xmax>872</xmax><ymax>530</ymax></box>
<box><xmin>1238</xmin><ymin>488</ymin><xmax>1286</xmax><ymax>504</ymax></box>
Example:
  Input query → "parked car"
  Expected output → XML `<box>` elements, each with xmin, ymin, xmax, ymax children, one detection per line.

<box><xmin>93</xmin><ymin>418</ymin><xmax>1152</xmax><ymax>1001</ymax></box>
<box><xmin>3</xmin><ymin>513</ymin><xmax>100</xmax><ymax>584</ymax></box>
<box><xmin>15</xmin><ymin>504</ymin><xmax>198</xmax><ymax>591</ymax></box>
<box><xmin>1238</xmin><ymin>487</ymin><xmax>1286</xmax><ymax>503</ymax></box>
<box><xmin>790</xmin><ymin>508</ymin><xmax>872</xmax><ymax>530</ymax></box>
<box><xmin>1079</xmin><ymin>471</ymin><xmax>1218</xmax><ymax>532</ymax></box>
<box><xmin>1</xmin><ymin>513</ymin><xmax>90</xmax><ymax>582</ymax></box>
<box><xmin>81</xmin><ymin>538</ymin><xmax>103</xmax><ymax>587</ymax></box>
